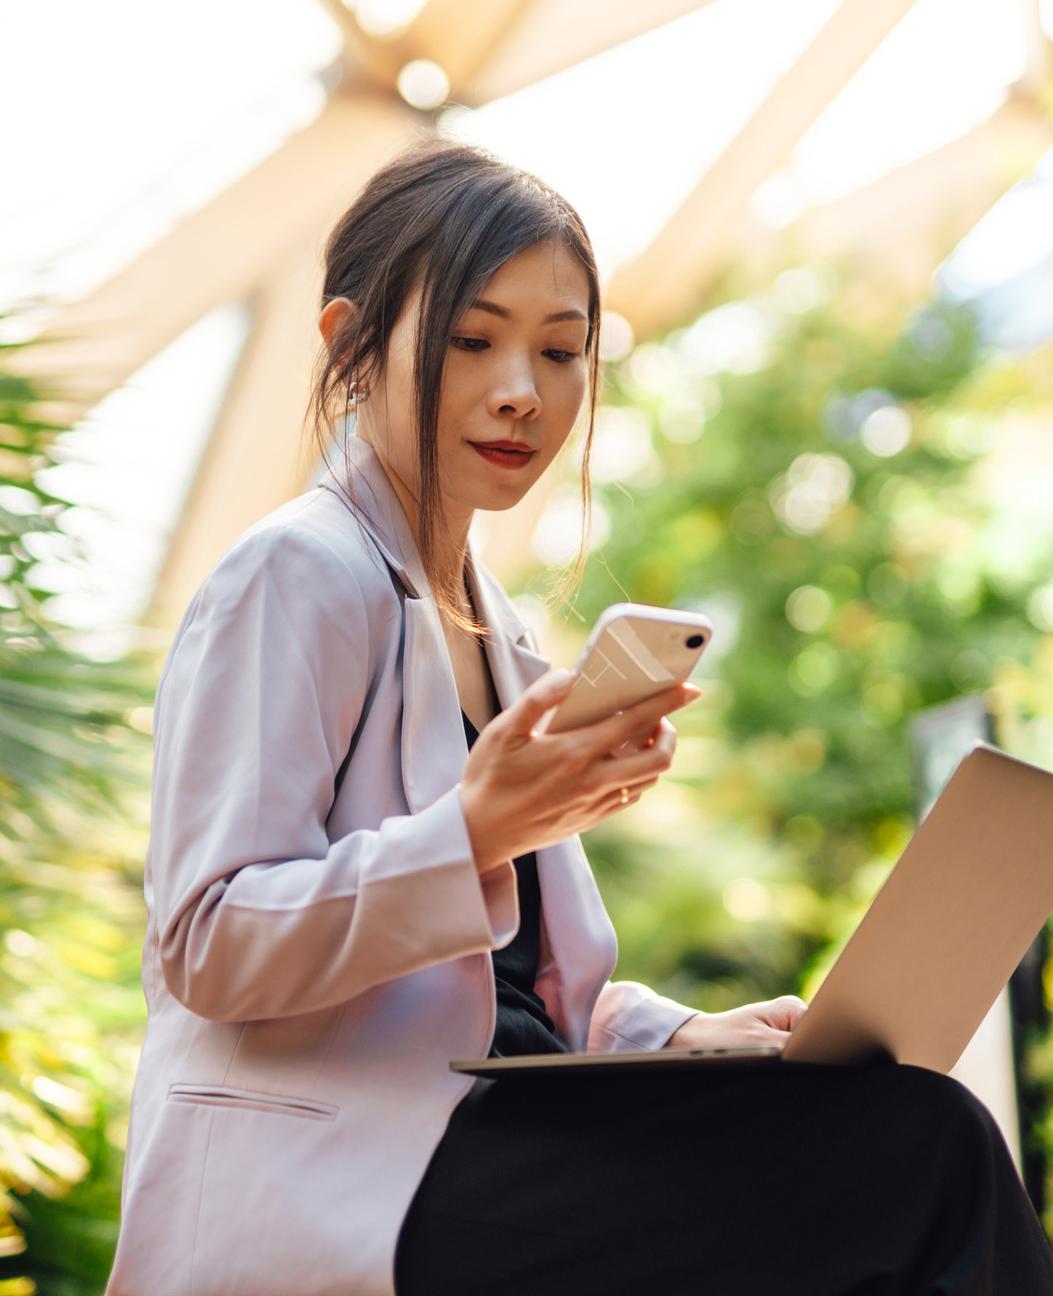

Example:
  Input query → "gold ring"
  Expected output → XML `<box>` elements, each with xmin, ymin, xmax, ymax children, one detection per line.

<box><xmin>618</xmin><ymin>787</ymin><xmax>630</xmax><ymax>804</ymax></box>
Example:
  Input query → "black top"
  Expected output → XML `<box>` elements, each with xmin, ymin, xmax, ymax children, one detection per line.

<box><xmin>461</xmin><ymin>709</ymin><xmax>570</xmax><ymax>1059</ymax></box>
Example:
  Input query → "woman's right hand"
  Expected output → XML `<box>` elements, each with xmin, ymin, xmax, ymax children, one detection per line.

<box><xmin>665</xmin><ymin>997</ymin><xmax>809</xmax><ymax>1051</ymax></box>
<box><xmin>459</xmin><ymin>668</ymin><xmax>701</xmax><ymax>874</ymax></box>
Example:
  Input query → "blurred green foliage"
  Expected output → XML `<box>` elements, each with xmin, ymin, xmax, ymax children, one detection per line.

<box><xmin>527</xmin><ymin>261</ymin><xmax>1053</xmax><ymax>1225</ymax></box>
<box><xmin>2</xmin><ymin>243</ymin><xmax>1053</xmax><ymax>1289</ymax></box>
<box><xmin>0</xmin><ymin>323</ymin><xmax>154</xmax><ymax>1293</ymax></box>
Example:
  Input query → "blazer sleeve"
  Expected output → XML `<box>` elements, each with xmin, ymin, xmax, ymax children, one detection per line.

<box><xmin>587</xmin><ymin>980</ymin><xmax>701</xmax><ymax>1052</ymax></box>
<box><xmin>150</xmin><ymin>525</ymin><xmax>518</xmax><ymax>1023</ymax></box>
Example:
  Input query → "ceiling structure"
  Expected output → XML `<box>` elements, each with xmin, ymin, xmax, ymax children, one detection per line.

<box><xmin>8</xmin><ymin>0</ymin><xmax>1053</xmax><ymax>637</ymax></box>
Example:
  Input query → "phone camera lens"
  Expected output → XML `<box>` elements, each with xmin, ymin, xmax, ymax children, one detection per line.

<box><xmin>685</xmin><ymin>633</ymin><xmax>704</xmax><ymax>649</ymax></box>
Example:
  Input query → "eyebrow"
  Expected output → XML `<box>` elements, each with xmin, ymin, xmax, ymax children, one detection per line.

<box><xmin>467</xmin><ymin>298</ymin><xmax>588</xmax><ymax>324</ymax></box>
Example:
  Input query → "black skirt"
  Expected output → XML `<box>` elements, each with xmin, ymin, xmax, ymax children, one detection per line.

<box><xmin>394</xmin><ymin>1058</ymin><xmax>1053</xmax><ymax>1295</ymax></box>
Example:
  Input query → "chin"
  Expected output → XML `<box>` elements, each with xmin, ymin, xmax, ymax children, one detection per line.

<box><xmin>482</xmin><ymin>493</ymin><xmax>529</xmax><ymax>512</ymax></box>
<box><xmin>468</xmin><ymin>484</ymin><xmax>533</xmax><ymax>512</ymax></box>
<box><xmin>463</xmin><ymin>466</ymin><xmax>542</xmax><ymax>512</ymax></box>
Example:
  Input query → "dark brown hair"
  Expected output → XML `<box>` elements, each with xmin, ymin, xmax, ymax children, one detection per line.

<box><xmin>302</xmin><ymin>133</ymin><xmax>601</xmax><ymax>636</ymax></box>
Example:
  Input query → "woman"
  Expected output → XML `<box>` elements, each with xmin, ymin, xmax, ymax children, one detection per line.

<box><xmin>105</xmin><ymin>137</ymin><xmax>1053</xmax><ymax>1295</ymax></box>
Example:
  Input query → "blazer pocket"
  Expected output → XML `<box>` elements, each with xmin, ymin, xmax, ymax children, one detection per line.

<box><xmin>166</xmin><ymin>1082</ymin><xmax>338</xmax><ymax>1121</ymax></box>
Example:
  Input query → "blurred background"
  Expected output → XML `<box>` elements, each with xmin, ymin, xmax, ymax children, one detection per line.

<box><xmin>2</xmin><ymin>1</ymin><xmax>1053</xmax><ymax>1289</ymax></box>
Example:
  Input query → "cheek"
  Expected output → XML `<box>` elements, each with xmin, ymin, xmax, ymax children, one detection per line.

<box><xmin>437</xmin><ymin>359</ymin><xmax>479</xmax><ymax>413</ymax></box>
<box><xmin>548</xmin><ymin>366</ymin><xmax>588</xmax><ymax>424</ymax></box>
<box><xmin>435</xmin><ymin>366</ymin><xmax>485</xmax><ymax>447</ymax></box>
<box><xmin>370</xmin><ymin>376</ymin><xmax>420</xmax><ymax>488</ymax></box>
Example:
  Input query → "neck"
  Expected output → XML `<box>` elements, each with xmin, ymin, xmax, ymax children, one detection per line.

<box><xmin>361</xmin><ymin>430</ymin><xmax>473</xmax><ymax>594</ymax></box>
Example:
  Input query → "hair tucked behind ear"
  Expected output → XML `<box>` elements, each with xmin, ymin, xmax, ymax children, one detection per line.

<box><xmin>300</xmin><ymin>133</ymin><xmax>601</xmax><ymax>637</ymax></box>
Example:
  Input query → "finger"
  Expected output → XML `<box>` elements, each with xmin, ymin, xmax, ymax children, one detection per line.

<box><xmin>744</xmin><ymin>1014</ymin><xmax>795</xmax><ymax>1043</ymax></box>
<box><xmin>593</xmin><ymin>772</ymin><xmax>661</xmax><ymax>821</ymax></box>
<box><xmin>597</xmin><ymin>731</ymin><xmax>675</xmax><ymax>789</ymax></box>
<box><xmin>640</xmin><ymin>715</ymin><xmax>675</xmax><ymax>751</ymax></box>
<box><xmin>604</xmin><ymin>725</ymin><xmax>679</xmax><ymax>762</ymax></box>
<box><xmin>504</xmin><ymin>668</ymin><xmax>578</xmax><ymax>736</ymax></box>
<box><xmin>613</xmin><ymin>714</ymin><xmax>675</xmax><ymax>756</ymax></box>
<box><xmin>588</xmin><ymin>725</ymin><xmax>677</xmax><ymax>792</ymax></box>
<box><xmin>611</xmin><ymin>773</ymin><xmax>661</xmax><ymax>799</ymax></box>
<box><xmin>775</xmin><ymin>994</ymin><xmax>808</xmax><ymax>1017</ymax></box>
<box><xmin>596</xmin><ymin>782</ymin><xmax>645</xmax><ymax>816</ymax></box>
<box><xmin>760</xmin><ymin>997</ymin><xmax>808</xmax><ymax>1031</ymax></box>
<box><xmin>651</xmin><ymin>716</ymin><xmax>677</xmax><ymax>754</ymax></box>
<box><xmin>579</xmin><ymin>682</ymin><xmax>701</xmax><ymax>759</ymax></box>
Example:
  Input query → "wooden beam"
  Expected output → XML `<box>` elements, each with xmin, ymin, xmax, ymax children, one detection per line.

<box><xmin>484</xmin><ymin>97</ymin><xmax>1053</xmax><ymax>604</ymax></box>
<box><xmin>782</xmin><ymin>92</ymin><xmax>1053</xmax><ymax>302</ymax></box>
<box><xmin>1014</xmin><ymin>0</ymin><xmax>1052</xmax><ymax>100</ymax></box>
<box><xmin>318</xmin><ymin>0</ymin><xmax>534</xmax><ymax>99</ymax></box>
<box><xmin>141</xmin><ymin>247</ymin><xmax>326</xmax><ymax>636</ymax></box>
<box><xmin>708</xmin><ymin>91</ymin><xmax>1053</xmax><ymax>319</ymax></box>
<box><xmin>314</xmin><ymin>0</ymin><xmax>419</xmax><ymax>96</ymax></box>
<box><xmin>604</xmin><ymin>0</ymin><xmax>921</xmax><ymax>340</ymax></box>
<box><xmin>469</xmin><ymin>0</ymin><xmax>716</xmax><ymax>104</ymax></box>
<box><xmin>321</xmin><ymin>0</ymin><xmax>715</xmax><ymax>106</ymax></box>
<box><xmin>8</xmin><ymin>90</ymin><xmax>419</xmax><ymax>427</ymax></box>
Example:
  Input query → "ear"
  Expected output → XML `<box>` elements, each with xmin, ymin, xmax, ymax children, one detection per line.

<box><xmin>319</xmin><ymin>297</ymin><xmax>360</xmax><ymax>366</ymax></box>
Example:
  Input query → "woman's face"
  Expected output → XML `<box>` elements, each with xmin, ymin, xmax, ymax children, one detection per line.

<box><xmin>348</xmin><ymin>238</ymin><xmax>591</xmax><ymax>522</ymax></box>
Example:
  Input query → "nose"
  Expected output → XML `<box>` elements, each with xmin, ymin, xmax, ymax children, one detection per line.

<box><xmin>486</xmin><ymin>356</ymin><xmax>541</xmax><ymax>422</ymax></box>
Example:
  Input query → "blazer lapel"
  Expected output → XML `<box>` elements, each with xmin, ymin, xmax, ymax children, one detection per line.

<box><xmin>319</xmin><ymin>432</ymin><xmax>555</xmax><ymax>817</ymax></box>
<box><xmin>317</xmin><ymin>429</ymin><xmax>428</xmax><ymax>600</ymax></box>
<box><xmin>463</xmin><ymin>547</ymin><xmax>550</xmax><ymax>707</ymax></box>
<box><xmin>318</xmin><ymin>434</ymin><xmax>461</xmax><ymax>813</ymax></box>
<box><xmin>318</xmin><ymin>432</ymin><xmax>617</xmax><ymax>1040</ymax></box>
<box><xmin>466</xmin><ymin>540</ymin><xmax>619</xmax><ymax>1048</ymax></box>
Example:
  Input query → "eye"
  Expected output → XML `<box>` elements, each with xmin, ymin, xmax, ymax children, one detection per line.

<box><xmin>451</xmin><ymin>336</ymin><xmax>580</xmax><ymax>362</ymax></box>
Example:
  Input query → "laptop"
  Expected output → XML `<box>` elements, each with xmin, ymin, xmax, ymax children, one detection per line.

<box><xmin>451</xmin><ymin>743</ymin><xmax>1053</xmax><ymax>1079</ymax></box>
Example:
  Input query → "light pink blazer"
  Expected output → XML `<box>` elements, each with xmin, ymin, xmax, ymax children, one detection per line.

<box><xmin>104</xmin><ymin>431</ymin><xmax>698</xmax><ymax>1296</ymax></box>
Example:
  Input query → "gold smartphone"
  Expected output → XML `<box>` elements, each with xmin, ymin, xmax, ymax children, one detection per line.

<box><xmin>540</xmin><ymin>601</ymin><xmax>713</xmax><ymax>736</ymax></box>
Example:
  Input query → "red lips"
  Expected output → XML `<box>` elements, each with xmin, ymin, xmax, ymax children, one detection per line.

<box><xmin>469</xmin><ymin>441</ymin><xmax>537</xmax><ymax>471</ymax></box>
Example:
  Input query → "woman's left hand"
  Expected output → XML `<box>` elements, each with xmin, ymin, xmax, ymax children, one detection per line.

<box><xmin>664</xmin><ymin>995</ymin><xmax>808</xmax><ymax>1051</ymax></box>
